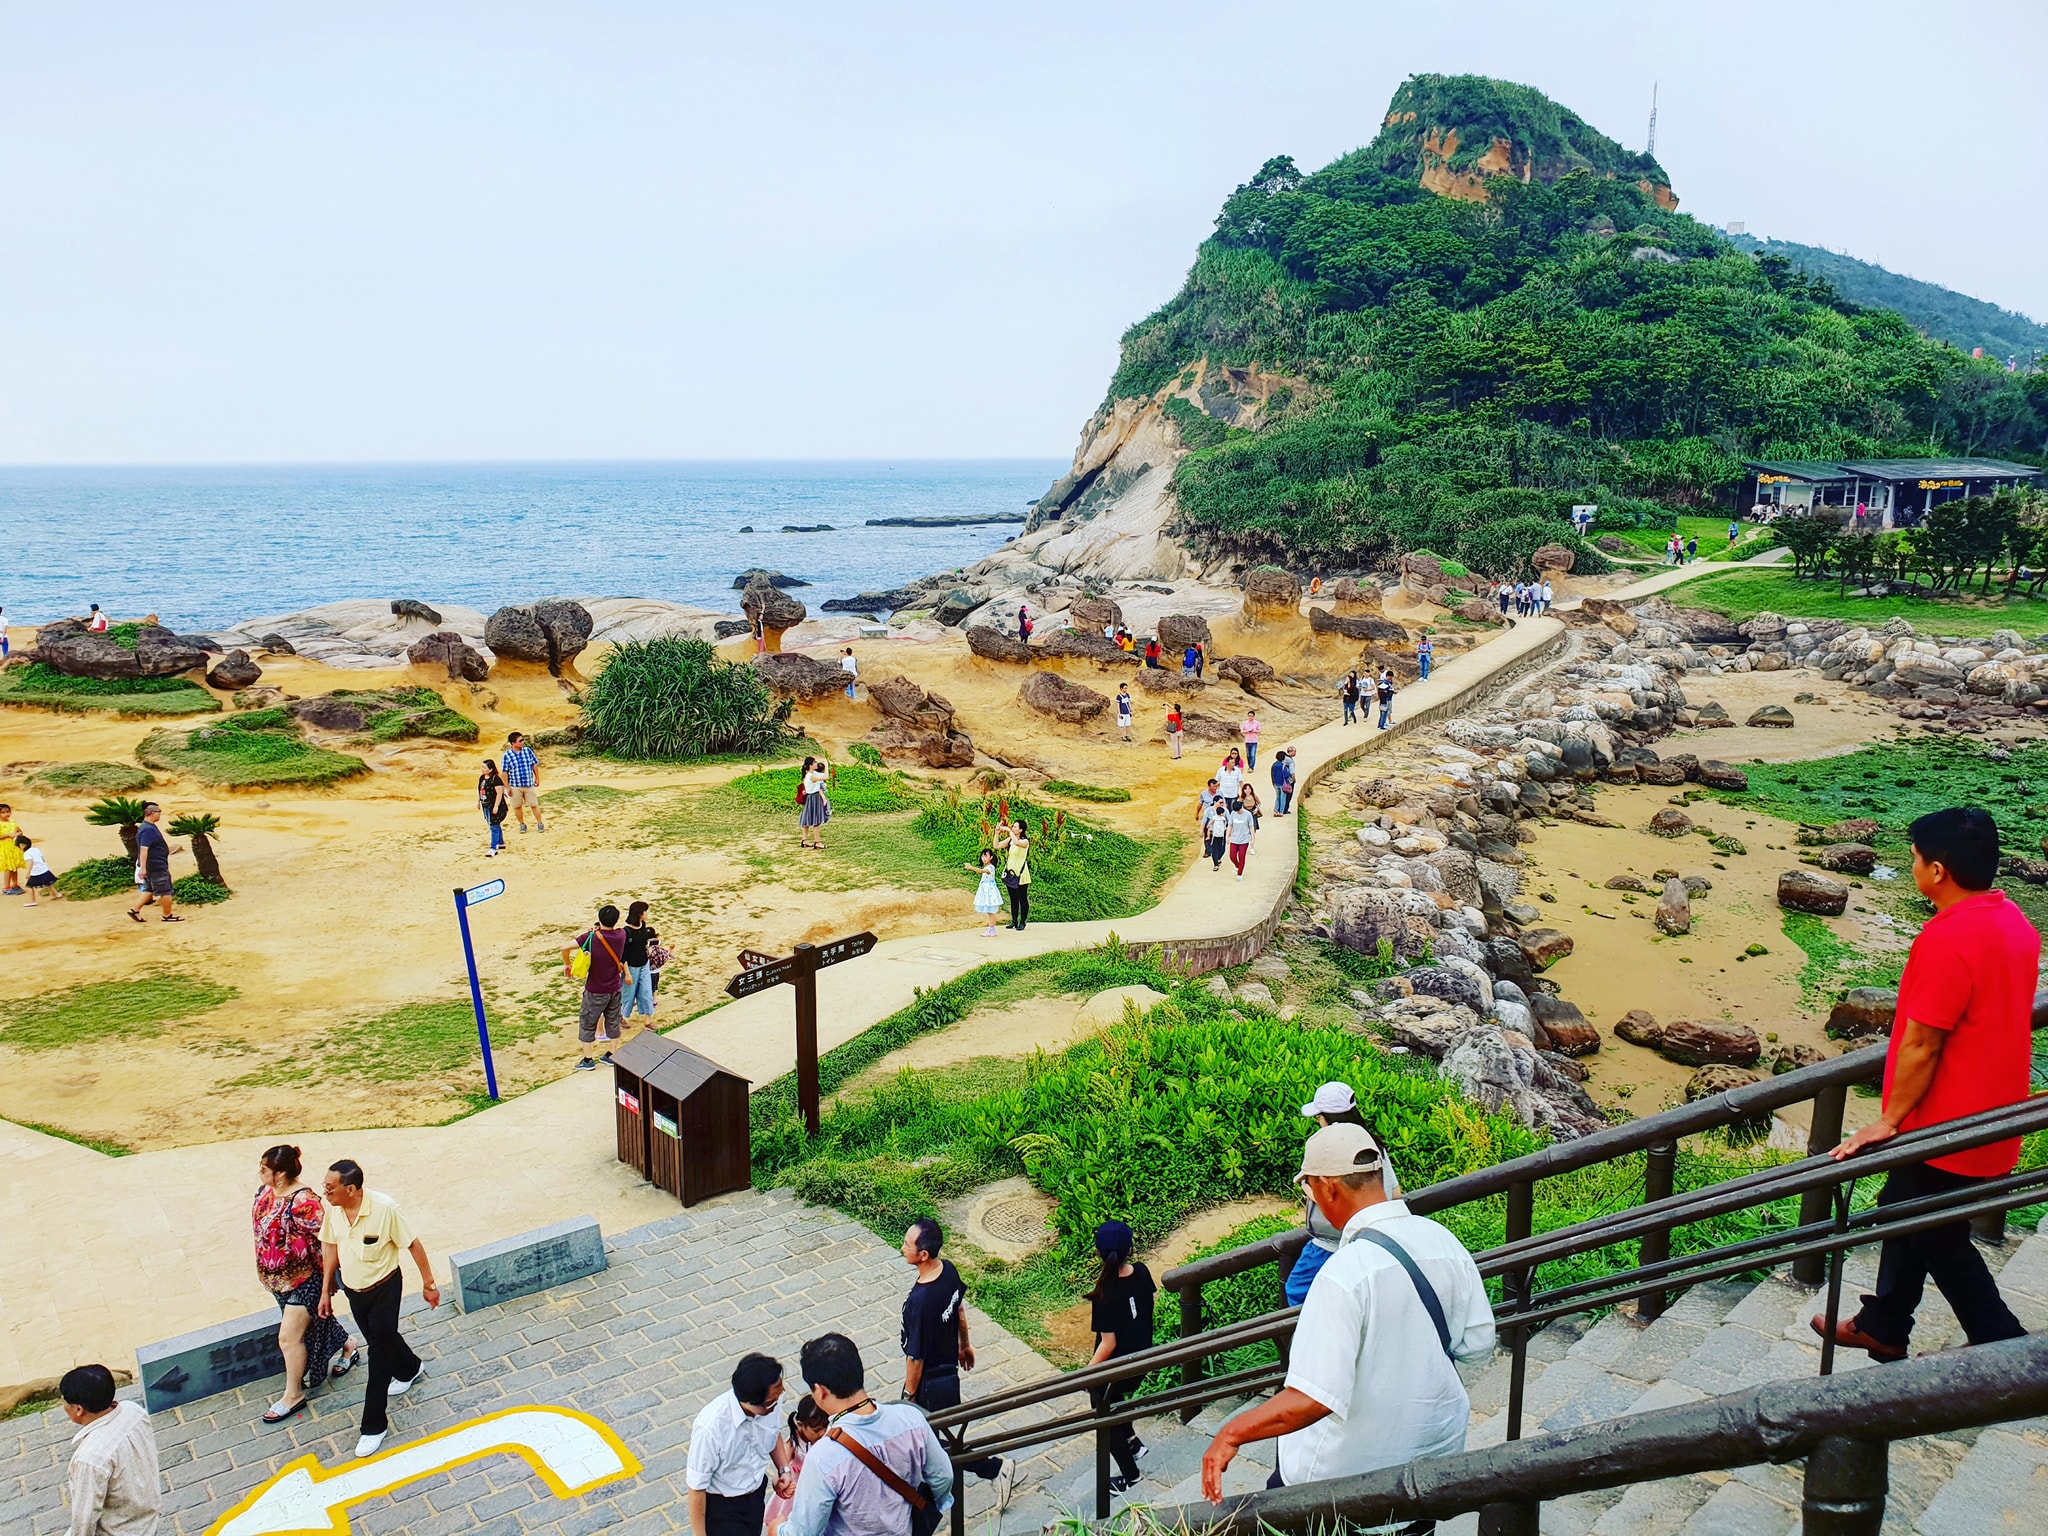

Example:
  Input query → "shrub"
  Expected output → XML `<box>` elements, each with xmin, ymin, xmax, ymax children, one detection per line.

<box><xmin>9</xmin><ymin>663</ymin><xmax>204</xmax><ymax>697</ymax></box>
<box><xmin>1041</xmin><ymin>780</ymin><xmax>1134</xmax><ymax>803</ymax></box>
<box><xmin>580</xmin><ymin>637</ymin><xmax>799</xmax><ymax>760</ymax></box>
<box><xmin>55</xmin><ymin>856</ymin><xmax>138</xmax><ymax>901</ymax></box>
<box><xmin>24</xmin><ymin>762</ymin><xmax>153</xmax><ymax>794</ymax></box>
<box><xmin>136</xmin><ymin>723</ymin><xmax>368</xmax><ymax>787</ymax></box>
<box><xmin>846</xmin><ymin>742</ymin><xmax>886</xmax><ymax>768</ymax></box>
<box><xmin>171</xmin><ymin>875</ymin><xmax>231</xmax><ymax>904</ymax></box>
<box><xmin>367</xmin><ymin>706</ymin><xmax>478</xmax><ymax>742</ymax></box>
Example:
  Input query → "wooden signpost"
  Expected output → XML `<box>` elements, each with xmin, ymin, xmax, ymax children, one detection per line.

<box><xmin>725</xmin><ymin>931</ymin><xmax>877</xmax><ymax>1135</ymax></box>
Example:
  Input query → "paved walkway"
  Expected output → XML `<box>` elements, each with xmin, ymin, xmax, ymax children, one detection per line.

<box><xmin>0</xmin><ymin>1190</ymin><xmax>1070</xmax><ymax>1536</ymax></box>
<box><xmin>5</xmin><ymin>597</ymin><xmax>1586</xmax><ymax>1390</ymax></box>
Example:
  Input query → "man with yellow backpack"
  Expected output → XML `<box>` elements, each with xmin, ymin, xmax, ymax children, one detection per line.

<box><xmin>561</xmin><ymin>903</ymin><xmax>629</xmax><ymax>1071</ymax></box>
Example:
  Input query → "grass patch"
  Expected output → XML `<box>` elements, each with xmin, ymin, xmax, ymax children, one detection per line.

<box><xmin>540</xmin><ymin>784</ymin><xmax>635</xmax><ymax>807</ymax></box>
<box><xmin>1660</xmin><ymin>567</ymin><xmax>2036</xmax><ymax>636</ymax></box>
<box><xmin>9</xmin><ymin>1118</ymin><xmax>133</xmax><ymax>1156</ymax></box>
<box><xmin>0</xmin><ymin>666</ymin><xmax>218</xmax><ymax>716</ymax></box>
<box><xmin>229</xmin><ymin>997</ymin><xmax>554</xmax><ymax>1089</ymax></box>
<box><xmin>22</xmin><ymin>761</ymin><xmax>154</xmax><ymax>794</ymax></box>
<box><xmin>368</xmin><ymin>705</ymin><xmax>477</xmax><ymax>742</ymax></box>
<box><xmin>1780</xmin><ymin>911</ymin><xmax>1907</xmax><ymax>1010</ymax></box>
<box><xmin>56</xmin><ymin>857</ymin><xmax>141</xmax><ymax>901</ymax></box>
<box><xmin>719</xmin><ymin>762</ymin><xmax>922</xmax><ymax>814</ymax></box>
<box><xmin>1041</xmin><ymin>780</ymin><xmax>1134</xmax><ymax>803</ymax></box>
<box><xmin>1597</xmin><ymin>514</ymin><xmax>1765</xmax><ymax>564</ymax></box>
<box><xmin>137</xmin><ymin>717</ymin><xmax>367</xmax><ymax>787</ymax></box>
<box><xmin>172</xmin><ymin>875</ymin><xmax>232</xmax><ymax>905</ymax></box>
<box><xmin>0</xmin><ymin>974</ymin><xmax>237</xmax><ymax>1051</ymax></box>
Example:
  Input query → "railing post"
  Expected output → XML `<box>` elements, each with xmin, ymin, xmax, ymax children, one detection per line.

<box><xmin>1503</xmin><ymin>1179</ymin><xmax>1533</xmax><ymax>1442</ymax></box>
<box><xmin>1638</xmin><ymin>1140</ymin><xmax>1676</xmax><ymax>1322</ymax></box>
<box><xmin>1795</xmin><ymin>1082</ymin><xmax>1850</xmax><ymax>1285</ymax></box>
<box><xmin>1095</xmin><ymin>1414</ymin><xmax>1112</xmax><ymax>1519</ymax></box>
<box><xmin>1478</xmin><ymin>1500</ymin><xmax>1540</xmax><ymax>1536</ymax></box>
<box><xmin>1275</xmin><ymin>1257</ymin><xmax>1294</xmax><ymax>1370</ymax></box>
<box><xmin>1801</xmin><ymin>1434</ymin><xmax>1887</xmax><ymax>1535</ymax></box>
<box><xmin>950</xmin><ymin>1448</ymin><xmax>967</xmax><ymax>1536</ymax></box>
<box><xmin>1178</xmin><ymin>1282</ymin><xmax>1205</xmax><ymax>1425</ymax></box>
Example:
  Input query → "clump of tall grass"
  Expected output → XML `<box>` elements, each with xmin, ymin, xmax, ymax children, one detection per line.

<box><xmin>579</xmin><ymin>637</ymin><xmax>798</xmax><ymax>760</ymax></box>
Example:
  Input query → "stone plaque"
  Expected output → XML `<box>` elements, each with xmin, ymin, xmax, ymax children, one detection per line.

<box><xmin>136</xmin><ymin>1310</ymin><xmax>283</xmax><ymax>1414</ymax></box>
<box><xmin>450</xmin><ymin>1215</ymin><xmax>607</xmax><ymax>1313</ymax></box>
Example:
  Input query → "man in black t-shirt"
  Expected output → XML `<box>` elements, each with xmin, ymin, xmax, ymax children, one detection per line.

<box><xmin>126</xmin><ymin>802</ymin><xmax>184</xmax><ymax>924</ymax></box>
<box><xmin>900</xmin><ymin>1219</ymin><xmax>1011</xmax><ymax>1504</ymax></box>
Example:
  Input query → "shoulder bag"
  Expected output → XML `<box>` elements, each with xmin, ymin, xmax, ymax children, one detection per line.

<box><xmin>827</xmin><ymin>1426</ymin><xmax>941</xmax><ymax>1536</ymax></box>
<box><xmin>1345</xmin><ymin>1226</ymin><xmax>1455</xmax><ymax>1360</ymax></box>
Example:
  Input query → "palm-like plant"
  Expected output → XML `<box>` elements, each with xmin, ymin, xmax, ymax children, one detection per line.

<box><xmin>85</xmin><ymin>795</ymin><xmax>152</xmax><ymax>862</ymax></box>
<box><xmin>168</xmin><ymin>813</ymin><xmax>224</xmax><ymax>886</ymax></box>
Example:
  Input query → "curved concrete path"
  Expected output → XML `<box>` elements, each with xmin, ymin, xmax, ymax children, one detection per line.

<box><xmin>5</xmin><ymin>564</ymin><xmax>1716</xmax><ymax>1388</ymax></box>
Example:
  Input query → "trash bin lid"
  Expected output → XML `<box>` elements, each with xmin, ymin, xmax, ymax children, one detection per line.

<box><xmin>642</xmin><ymin>1044</ymin><xmax>750</xmax><ymax>1101</ymax></box>
<box><xmin>611</xmin><ymin>1031</ymin><xmax>681</xmax><ymax>1078</ymax></box>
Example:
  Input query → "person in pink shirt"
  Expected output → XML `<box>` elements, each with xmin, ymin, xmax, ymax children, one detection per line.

<box><xmin>1242</xmin><ymin>710</ymin><xmax>1260</xmax><ymax>770</ymax></box>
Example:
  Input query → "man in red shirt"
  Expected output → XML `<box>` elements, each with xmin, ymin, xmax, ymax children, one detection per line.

<box><xmin>1818</xmin><ymin>807</ymin><xmax>2033</xmax><ymax>1361</ymax></box>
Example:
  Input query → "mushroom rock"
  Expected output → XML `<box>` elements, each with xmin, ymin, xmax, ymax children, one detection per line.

<box><xmin>484</xmin><ymin>600</ymin><xmax>593</xmax><ymax>675</ymax></box>
<box><xmin>1778</xmin><ymin>868</ymin><xmax>1849</xmax><ymax>916</ymax></box>
<box><xmin>1241</xmin><ymin>567</ymin><xmax>1303</xmax><ymax>624</ymax></box>
<box><xmin>29</xmin><ymin>620</ymin><xmax>208</xmax><ymax>680</ymax></box>
<box><xmin>867</xmin><ymin>675</ymin><xmax>954</xmax><ymax>734</ymax></box>
<box><xmin>205</xmin><ymin>649</ymin><xmax>263</xmax><ymax>690</ymax></box>
<box><xmin>1399</xmin><ymin>552</ymin><xmax>1447</xmax><ymax>596</ymax></box>
<box><xmin>1213</xmin><ymin>655</ymin><xmax>1276</xmax><ymax>693</ymax></box>
<box><xmin>749</xmin><ymin>652</ymin><xmax>846</xmax><ymax>698</ymax></box>
<box><xmin>1309</xmin><ymin>608</ymin><xmax>1408</xmax><ymax>643</ymax></box>
<box><xmin>966</xmin><ymin>626</ymin><xmax>1032</xmax><ymax>664</ymax></box>
<box><xmin>739</xmin><ymin>583</ymin><xmax>806</xmax><ymax>652</ymax></box>
<box><xmin>1531</xmin><ymin>543</ymin><xmax>1575</xmax><ymax>574</ymax></box>
<box><xmin>390</xmin><ymin>599</ymin><xmax>444</xmax><ymax>625</ymax></box>
<box><xmin>1019</xmin><ymin>670</ymin><xmax>1110</xmax><ymax>723</ymax></box>
<box><xmin>407</xmin><ymin>631</ymin><xmax>490</xmax><ymax>682</ymax></box>
<box><xmin>1068</xmin><ymin>596</ymin><xmax>1123</xmax><ymax>632</ymax></box>
<box><xmin>1156</xmin><ymin>614</ymin><xmax>1214</xmax><ymax>652</ymax></box>
<box><xmin>1328</xmin><ymin>577</ymin><xmax>1384</xmax><ymax>614</ymax></box>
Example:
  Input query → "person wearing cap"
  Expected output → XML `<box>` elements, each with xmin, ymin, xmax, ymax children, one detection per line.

<box><xmin>1085</xmin><ymin>1220</ymin><xmax>1156</xmax><ymax>1496</ymax></box>
<box><xmin>1201</xmin><ymin>1124</ymin><xmax>1491</xmax><ymax>1522</ymax></box>
<box><xmin>1283</xmin><ymin>1084</ymin><xmax>1403</xmax><ymax>1307</ymax></box>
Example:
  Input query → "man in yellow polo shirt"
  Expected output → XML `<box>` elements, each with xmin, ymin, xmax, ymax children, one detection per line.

<box><xmin>317</xmin><ymin>1159</ymin><xmax>441</xmax><ymax>1458</ymax></box>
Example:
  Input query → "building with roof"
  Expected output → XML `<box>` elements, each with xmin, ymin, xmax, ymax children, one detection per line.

<box><xmin>1745</xmin><ymin>457</ymin><xmax>2040</xmax><ymax>528</ymax></box>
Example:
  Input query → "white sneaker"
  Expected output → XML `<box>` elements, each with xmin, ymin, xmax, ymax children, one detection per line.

<box><xmin>354</xmin><ymin>1431</ymin><xmax>386</xmax><ymax>1458</ymax></box>
<box><xmin>986</xmin><ymin>1461</ymin><xmax>1017</xmax><ymax>1513</ymax></box>
<box><xmin>388</xmin><ymin>1367</ymin><xmax>422</xmax><ymax>1398</ymax></box>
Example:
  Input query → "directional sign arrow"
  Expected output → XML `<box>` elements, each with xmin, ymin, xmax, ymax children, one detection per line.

<box><xmin>737</xmin><ymin>948</ymin><xmax>784</xmax><ymax>970</ymax></box>
<box><xmin>463</xmin><ymin>878</ymin><xmax>506</xmax><ymax>907</ymax></box>
<box><xmin>150</xmin><ymin>1365</ymin><xmax>190</xmax><ymax>1397</ymax></box>
<box><xmin>726</xmin><ymin>956</ymin><xmax>801</xmax><ymax>999</ymax></box>
<box><xmin>206</xmin><ymin>1406</ymin><xmax>637</xmax><ymax>1536</ymax></box>
<box><xmin>812</xmin><ymin>931</ymin><xmax>878</xmax><ymax>968</ymax></box>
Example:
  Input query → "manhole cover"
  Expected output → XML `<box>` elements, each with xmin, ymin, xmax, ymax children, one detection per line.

<box><xmin>981</xmin><ymin>1195</ymin><xmax>1053</xmax><ymax>1247</ymax></box>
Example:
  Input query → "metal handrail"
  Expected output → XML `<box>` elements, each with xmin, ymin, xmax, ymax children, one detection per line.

<box><xmin>929</xmin><ymin>1084</ymin><xmax>2047</xmax><ymax>1530</ymax></box>
<box><xmin>1149</xmin><ymin>1333</ymin><xmax>2048</xmax><ymax>1536</ymax></box>
<box><xmin>1161</xmin><ymin>1041</ymin><xmax>1887</xmax><ymax>1294</ymax></box>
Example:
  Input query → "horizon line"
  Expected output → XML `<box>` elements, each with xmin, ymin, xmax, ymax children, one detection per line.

<box><xmin>0</xmin><ymin>454</ymin><xmax>1072</xmax><ymax>473</ymax></box>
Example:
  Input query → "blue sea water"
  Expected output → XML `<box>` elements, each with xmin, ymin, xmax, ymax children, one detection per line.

<box><xmin>0</xmin><ymin>460</ymin><xmax>1064</xmax><ymax>630</ymax></box>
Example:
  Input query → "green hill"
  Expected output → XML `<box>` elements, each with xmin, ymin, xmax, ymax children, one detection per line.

<box><xmin>1726</xmin><ymin>233</ymin><xmax>2048</xmax><ymax>365</ymax></box>
<box><xmin>1092</xmin><ymin>73</ymin><xmax>2047</xmax><ymax>573</ymax></box>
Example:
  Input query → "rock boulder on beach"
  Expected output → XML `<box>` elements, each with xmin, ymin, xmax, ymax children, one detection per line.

<box><xmin>1696</xmin><ymin>759</ymin><xmax>1749</xmax><ymax>791</ymax></box>
<box><xmin>1747</xmin><ymin>704</ymin><xmax>1795</xmax><ymax>728</ymax></box>
<box><xmin>731</xmin><ymin>569</ymin><xmax>809</xmax><ymax>590</ymax></box>
<box><xmin>1778</xmin><ymin>869</ymin><xmax>1849</xmax><ymax>915</ymax></box>
<box><xmin>1517</xmin><ymin>928</ymin><xmax>1574</xmax><ymax>969</ymax></box>
<box><xmin>1032</xmin><ymin>630</ymin><xmax>1137</xmax><ymax>665</ymax></box>
<box><xmin>1213</xmin><ymin>655</ymin><xmax>1275</xmax><ymax>692</ymax></box>
<box><xmin>1068</xmin><ymin>597</ymin><xmax>1122</xmax><ymax>632</ymax></box>
<box><xmin>1529</xmin><ymin>995</ymin><xmax>1600</xmax><ymax>1055</ymax></box>
<box><xmin>205</xmin><ymin>650</ymin><xmax>263</xmax><ymax>690</ymax></box>
<box><xmin>30</xmin><ymin>620</ymin><xmax>208</xmax><ymax>680</ymax></box>
<box><xmin>738</xmin><ymin>585</ymin><xmax>806</xmax><ymax>652</ymax></box>
<box><xmin>1654</xmin><ymin>877</ymin><xmax>1692</xmax><ymax>935</ymax></box>
<box><xmin>485</xmin><ymin>600</ymin><xmax>593</xmax><ymax>675</ymax></box>
<box><xmin>749</xmin><ymin>652</ymin><xmax>846</xmax><ymax>699</ymax></box>
<box><xmin>1242</xmin><ymin>568</ymin><xmax>1302</xmax><ymax>623</ymax></box>
<box><xmin>966</xmin><ymin>626</ymin><xmax>1032</xmax><ymax>664</ymax></box>
<box><xmin>868</xmin><ymin>675</ymin><xmax>955</xmax><ymax>734</ymax></box>
<box><xmin>1613</xmin><ymin>1009</ymin><xmax>1663</xmax><ymax>1047</ymax></box>
<box><xmin>1309</xmin><ymin>608</ymin><xmax>1408</xmax><ymax>643</ymax></box>
<box><xmin>1827</xmin><ymin>987</ymin><xmax>1898</xmax><ymax>1039</ymax></box>
<box><xmin>1647</xmin><ymin>808</ymin><xmax>1693</xmax><ymax>838</ymax></box>
<box><xmin>1686</xmin><ymin>1065</ymin><xmax>1764</xmax><ymax>1100</ymax></box>
<box><xmin>1328</xmin><ymin>577</ymin><xmax>1383</xmax><ymax>613</ymax></box>
<box><xmin>391</xmin><ymin>599</ymin><xmax>444</xmax><ymax>625</ymax></box>
<box><xmin>1156</xmin><ymin>614</ymin><xmax>1213</xmax><ymax>652</ymax></box>
<box><xmin>1658</xmin><ymin>1019</ymin><xmax>1762</xmax><ymax>1067</ymax></box>
<box><xmin>1019</xmin><ymin>671</ymin><xmax>1110</xmax><ymax>724</ymax></box>
<box><xmin>1814</xmin><ymin>842</ymin><xmax>1877</xmax><ymax>876</ymax></box>
<box><xmin>407</xmin><ymin>631</ymin><xmax>490</xmax><ymax>682</ymax></box>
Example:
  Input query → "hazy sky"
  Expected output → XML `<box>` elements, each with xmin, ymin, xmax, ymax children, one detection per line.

<box><xmin>4</xmin><ymin>2</ymin><xmax>2043</xmax><ymax>465</ymax></box>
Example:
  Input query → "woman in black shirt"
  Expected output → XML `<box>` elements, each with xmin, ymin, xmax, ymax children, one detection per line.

<box><xmin>621</xmin><ymin>899</ymin><xmax>660</xmax><ymax>1021</ymax></box>
<box><xmin>477</xmin><ymin>759</ymin><xmax>509</xmax><ymax>856</ymax></box>
<box><xmin>1087</xmin><ymin>1219</ymin><xmax>1157</xmax><ymax>1494</ymax></box>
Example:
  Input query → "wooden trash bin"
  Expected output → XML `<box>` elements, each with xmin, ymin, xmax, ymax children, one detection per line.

<box><xmin>643</xmin><ymin>1045</ymin><xmax>752</xmax><ymax>1207</ymax></box>
<box><xmin>610</xmin><ymin>1032</ymin><xmax>682</xmax><ymax>1180</ymax></box>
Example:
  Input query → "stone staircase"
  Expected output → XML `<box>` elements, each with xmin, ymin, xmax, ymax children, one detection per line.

<box><xmin>986</xmin><ymin>1229</ymin><xmax>2048</xmax><ymax>1534</ymax></box>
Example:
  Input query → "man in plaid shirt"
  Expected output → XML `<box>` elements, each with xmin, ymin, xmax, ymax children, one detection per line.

<box><xmin>501</xmin><ymin>731</ymin><xmax>546</xmax><ymax>833</ymax></box>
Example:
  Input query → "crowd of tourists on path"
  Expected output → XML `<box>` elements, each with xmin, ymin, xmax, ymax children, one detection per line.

<box><xmin>1496</xmin><ymin>580</ymin><xmax>1553</xmax><ymax>620</ymax></box>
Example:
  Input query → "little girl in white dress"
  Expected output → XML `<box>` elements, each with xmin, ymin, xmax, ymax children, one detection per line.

<box><xmin>967</xmin><ymin>848</ymin><xmax>1003</xmax><ymax>936</ymax></box>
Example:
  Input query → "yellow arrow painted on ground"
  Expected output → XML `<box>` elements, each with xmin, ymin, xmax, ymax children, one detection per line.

<box><xmin>206</xmin><ymin>1405</ymin><xmax>638</xmax><ymax>1536</ymax></box>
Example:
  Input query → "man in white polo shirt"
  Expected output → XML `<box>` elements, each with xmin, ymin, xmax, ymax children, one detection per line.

<box><xmin>1200</xmin><ymin>1124</ymin><xmax>1493</xmax><ymax>1532</ymax></box>
<box><xmin>687</xmin><ymin>1353</ymin><xmax>794</xmax><ymax>1536</ymax></box>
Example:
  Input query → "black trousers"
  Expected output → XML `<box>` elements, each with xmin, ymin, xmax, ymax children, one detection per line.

<box><xmin>1090</xmin><ymin>1377</ymin><xmax>1142</xmax><ymax>1481</ymax></box>
<box><xmin>915</xmin><ymin>1369</ymin><xmax>1003</xmax><ymax>1479</ymax></box>
<box><xmin>703</xmin><ymin>1479</ymin><xmax>768</xmax><ymax>1536</ymax></box>
<box><xmin>1006</xmin><ymin>882</ymin><xmax>1029</xmax><ymax>929</ymax></box>
<box><xmin>1207</xmin><ymin>835</ymin><xmax>1226</xmax><ymax>868</ymax></box>
<box><xmin>1854</xmin><ymin>1161</ymin><xmax>2027</xmax><ymax>1350</ymax></box>
<box><xmin>342</xmin><ymin>1269</ymin><xmax>421</xmax><ymax>1435</ymax></box>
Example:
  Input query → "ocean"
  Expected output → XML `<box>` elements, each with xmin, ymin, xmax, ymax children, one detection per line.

<box><xmin>0</xmin><ymin>460</ymin><xmax>1065</xmax><ymax>630</ymax></box>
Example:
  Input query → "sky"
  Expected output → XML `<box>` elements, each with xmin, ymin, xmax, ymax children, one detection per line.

<box><xmin>3</xmin><ymin>1</ymin><xmax>2044</xmax><ymax>465</ymax></box>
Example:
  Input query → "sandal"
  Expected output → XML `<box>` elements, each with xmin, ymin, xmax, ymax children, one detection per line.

<box><xmin>161</xmin><ymin>914</ymin><xmax>185</xmax><ymax>922</ymax></box>
<box><xmin>330</xmin><ymin>1347</ymin><xmax>359</xmax><ymax>1379</ymax></box>
<box><xmin>263</xmin><ymin>1398</ymin><xmax>307</xmax><ymax>1425</ymax></box>
<box><xmin>128</xmin><ymin>909</ymin><xmax>146</xmax><ymax>923</ymax></box>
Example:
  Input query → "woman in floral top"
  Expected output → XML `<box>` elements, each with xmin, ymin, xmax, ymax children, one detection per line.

<box><xmin>252</xmin><ymin>1144</ymin><xmax>355</xmax><ymax>1424</ymax></box>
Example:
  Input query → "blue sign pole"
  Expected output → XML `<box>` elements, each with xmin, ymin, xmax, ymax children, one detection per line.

<box><xmin>454</xmin><ymin>884</ymin><xmax>500</xmax><ymax>1101</ymax></box>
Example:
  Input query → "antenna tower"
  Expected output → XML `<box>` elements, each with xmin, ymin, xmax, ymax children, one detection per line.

<box><xmin>1647</xmin><ymin>82</ymin><xmax>1659</xmax><ymax>157</ymax></box>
